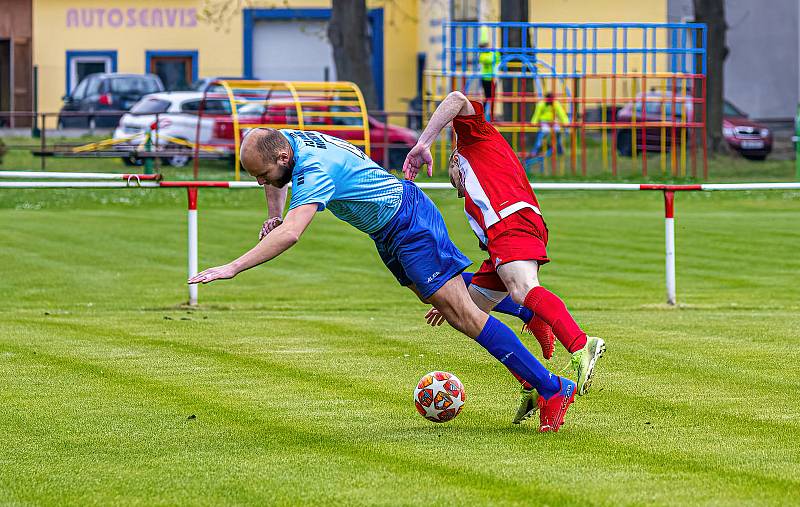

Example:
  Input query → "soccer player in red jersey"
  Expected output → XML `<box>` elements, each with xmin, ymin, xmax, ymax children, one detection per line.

<box><xmin>403</xmin><ymin>91</ymin><xmax>605</xmax><ymax>427</ymax></box>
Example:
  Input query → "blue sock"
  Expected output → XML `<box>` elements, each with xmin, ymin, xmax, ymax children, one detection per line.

<box><xmin>461</xmin><ymin>272</ymin><xmax>533</xmax><ymax>324</ymax></box>
<box><xmin>494</xmin><ymin>296</ymin><xmax>533</xmax><ymax>323</ymax></box>
<box><xmin>474</xmin><ymin>316</ymin><xmax>560</xmax><ymax>398</ymax></box>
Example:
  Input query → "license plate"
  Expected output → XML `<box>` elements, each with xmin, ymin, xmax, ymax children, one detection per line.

<box><xmin>741</xmin><ymin>140</ymin><xmax>764</xmax><ymax>149</ymax></box>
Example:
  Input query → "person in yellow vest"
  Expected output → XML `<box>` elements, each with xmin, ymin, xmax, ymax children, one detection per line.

<box><xmin>478</xmin><ymin>41</ymin><xmax>499</xmax><ymax>114</ymax></box>
<box><xmin>531</xmin><ymin>92</ymin><xmax>569</xmax><ymax>156</ymax></box>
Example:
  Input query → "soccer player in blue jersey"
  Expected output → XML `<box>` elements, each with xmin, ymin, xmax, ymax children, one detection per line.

<box><xmin>189</xmin><ymin>127</ymin><xmax>577</xmax><ymax>432</ymax></box>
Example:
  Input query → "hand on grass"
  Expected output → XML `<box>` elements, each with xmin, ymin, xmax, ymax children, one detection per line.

<box><xmin>425</xmin><ymin>307</ymin><xmax>447</xmax><ymax>327</ymax></box>
<box><xmin>402</xmin><ymin>143</ymin><xmax>433</xmax><ymax>180</ymax></box>
<box><xmin>188</xmin><ymin>264</ymin><xmax>237</xmax><ymax>285</ymax></box>
<box><xmin>259</xmin><ymin>217</ymin><xmax>283</xmax><ymax>241</ymax></box>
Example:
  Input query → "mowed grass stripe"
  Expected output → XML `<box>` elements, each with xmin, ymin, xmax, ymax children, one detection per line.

<box><xmin>0</xmin><ymin>331</ymin><xmax>591</xmax><ymax>506</ymax></box>
<box><xmin>3</xmin><ymin>312</ymin><xmax>796</xmax><ymax>506</ymax></box>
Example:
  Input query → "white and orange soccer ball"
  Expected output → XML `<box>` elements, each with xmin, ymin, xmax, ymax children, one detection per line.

<box><xmin>413</xmin><ymin>371</ymin><xmax>466</xmax><ymax>423</ymax></box>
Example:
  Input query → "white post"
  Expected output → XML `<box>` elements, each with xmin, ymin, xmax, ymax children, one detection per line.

<box><xmin>663</xmin><ymin>191</ymin><xmax>677</xmax><ymax>305</ymax></box>
<box><xmin>187</xmin><ymin>188</ymin><xmax>199</xmax><ymax>306</ymax></box>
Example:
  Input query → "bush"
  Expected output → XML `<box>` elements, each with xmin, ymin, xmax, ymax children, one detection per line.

<box><xmin>0</xmin><ymin>138</ymin><xmax>6</xmax><ymax>164</ymax></box>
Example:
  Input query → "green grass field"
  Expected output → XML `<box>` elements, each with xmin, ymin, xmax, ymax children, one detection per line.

<box><xmin>1</xmin><ymin>174</ymin><xmax>800</xmax><ymax>505</ymax></box>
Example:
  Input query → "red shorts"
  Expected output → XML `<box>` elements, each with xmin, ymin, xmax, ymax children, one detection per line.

<box><xmin>472</xmin><ymin>208</ymin><xmax>549</xmax><ymax>292</ymax></box>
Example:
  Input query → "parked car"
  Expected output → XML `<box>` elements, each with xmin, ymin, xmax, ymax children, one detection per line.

<box><xmin>721</xmin><ymin>101</ymin><xmax>772</xmax><ymax>161</ymax></box>
<box><xmin>615</xmin><ymin>94</ymin><xmax>772</xmax><ymax>160</ymax></box>
<box><xmin>214</xmin><ymin>102</ymin><xmax>419</xmax><ymax>169</ymax></box>
<box><xmin>113</xmin><ymin>92</ymin><xmax>232</xmax><ymax>167</ymax></box>
<box><xmin>59</xmin><ymin>73</ymin><xmax>164</xmax><ymax>129</ymax></box>
<box><xmin>190</xmin><ymin>76</ymin><xmax>252</xmax><ymax>94</ymax></box>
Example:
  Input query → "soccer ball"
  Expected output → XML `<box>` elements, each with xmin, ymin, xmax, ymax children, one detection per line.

<box><xmin>413</xmin><ymin>371</ymin><xmax>466</xmax><ymax>423</ymax></box>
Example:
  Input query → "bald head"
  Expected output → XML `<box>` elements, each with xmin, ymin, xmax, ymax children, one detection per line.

<box><xmin>240</xmin><ymin>128</ymin><xmax>294</xmax><ymax>187</ymax></box>
<box><xmin>241</xmin><ymin>128</ymin><xmax>290</xmax><ymax>171</ymax></box>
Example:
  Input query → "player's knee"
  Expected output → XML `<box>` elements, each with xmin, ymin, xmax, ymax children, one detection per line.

<box><xmin>507</xmin><ymin>278</ymin><xmax>540</xmax><ymax>305</ymax></box>
<box><xmin>467</xmin><ymin>284</ymin><xmax>497</xmax><ymax>314</ymax></box>
<box><xmin>437</xmin><ymin>304</ymin><xmax>483</xmax><ymax>337</ymax></box>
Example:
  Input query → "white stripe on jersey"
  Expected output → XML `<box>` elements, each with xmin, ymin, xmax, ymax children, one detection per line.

<box><xmin>457</xmin><ymin>153</ymin><xmax>501</xmax><ymax>228</ymax></box>
<box><xmin>498</xmin><ymin>201</ymin><xmax>541</xmax><ymax>219</ymax></box>
<box><xmin>465</xmin><ymin>211</ymin><xmax>488</xmax><ymax>245</ymax></box>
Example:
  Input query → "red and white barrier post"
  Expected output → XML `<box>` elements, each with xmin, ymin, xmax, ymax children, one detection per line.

<box><xmin>663</xmin><ymin>191</ymin><xmax>677</xmax><ymax>305</ymax></box>
<box><xmin>0</xmin><ymin>171</ymin><xmax>161</xmax><ymax>181</ymax></box>
<box><xmin>3</xmin><ymin>177</ymin><xmax>799</xmax><ymax>307</ymax></box>
<box><xmin>187</xmin><ymin>188</ymin><xmax>199</xmax><ymax>306</ymax></box>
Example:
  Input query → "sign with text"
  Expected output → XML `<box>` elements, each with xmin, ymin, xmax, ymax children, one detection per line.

<box><xmin>66</xmin><ymin>8</ymin><xmax>198</xmax><ymax>29</ymax></box>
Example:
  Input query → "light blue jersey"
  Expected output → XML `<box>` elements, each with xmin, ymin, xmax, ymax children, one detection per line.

<box><xmin>282</xmin><ymin>129</ymin><xmax>403</xmax><ymax>234</ymax></box>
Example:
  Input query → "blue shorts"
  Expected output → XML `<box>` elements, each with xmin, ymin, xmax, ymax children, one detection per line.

<box><xmin>370</xmin><ymin>180</ymin><xmax>472</xmax><ymax>299</ymax></box>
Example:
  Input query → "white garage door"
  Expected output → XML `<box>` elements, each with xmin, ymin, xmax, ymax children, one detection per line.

<box><xmin>252</xmin><ymin>20</ymin><xmax>337</xmax><ymax>82</ymax></box>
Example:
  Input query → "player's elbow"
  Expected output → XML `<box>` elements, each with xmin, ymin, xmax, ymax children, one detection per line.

<box><xmin>283</xmin><ymin>229</ymin><xmax>301</xmax><ymax>246</ymax></box>
<box><xmin>276</xmin><ymin>227</ymin><xmax>301</xmax><ymax>247</ymax></box>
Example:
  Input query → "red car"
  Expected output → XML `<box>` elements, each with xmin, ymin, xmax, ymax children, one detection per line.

<box><xmin>616</xmin><ymin>95</ymin><xmax>772</xmax><ymax>161</ymax></box>
<box><xmin>721</xmin><ymin>101</ymin><xmax>772</xmax><ymax>161</ymax></box>
<box><xmin>214</xmin><ymin>103</ymin><xmax>418</xmax><ymax>170</ymax></box>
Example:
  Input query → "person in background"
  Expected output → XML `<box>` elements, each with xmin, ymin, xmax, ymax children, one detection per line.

<box><xmin>478</xmin><ymin>41</ymin><xmax>499</xmax><ymax>118</ymax></box>
<box><xmin>531</xmin><ymin>92</ymin><xmax>569</xmax><ymax>157</ymax></box>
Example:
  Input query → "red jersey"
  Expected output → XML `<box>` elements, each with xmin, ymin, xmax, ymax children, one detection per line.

<box><xmin>452</xmin><ymin>100</ymin><xmax>542</xmax><ymax>244</ymax></box>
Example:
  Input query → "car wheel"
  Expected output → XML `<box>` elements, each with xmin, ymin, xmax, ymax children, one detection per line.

<box><xmin>616</xmin><ymin>131</ymin><xmax>632</xmax><ymax>157</ymax></box>
<box><xmin>164</xmin><ymin>140</ymin><xmax>192</xmax><ymax>168</ymax></box>
<box><xmin>167</xmin><ymin>154</ymin><xmax>191</xmax><ymax>168</ymax></box>
<box><xmin>121</xmin><ymin>155</ymin><xmax>144</xmax><ymax>167</ymax></box>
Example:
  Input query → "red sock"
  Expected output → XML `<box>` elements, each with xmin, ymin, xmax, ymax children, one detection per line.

<box><xmin>523</xmin><ymin>286</ymin><xmax>587</xmax><ymax>353</ymax></box>
<box><xmin>528</xmin><ymin>315</ymin><xmax>555</xmax><ymax>360</ymax></box>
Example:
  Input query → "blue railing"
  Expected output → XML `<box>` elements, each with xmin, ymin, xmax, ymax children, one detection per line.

<box><xmin>441</xmin><ymin>22</ymin><xmax>707</xmax><ymax>80</ymax></box>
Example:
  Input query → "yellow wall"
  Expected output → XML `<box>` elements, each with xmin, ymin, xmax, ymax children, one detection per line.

<box><xmin>530</xmin><ymin>0</ymin><xmax>669</xmax><ymax>77</ymax></box>
<box><xmin>530</xmin><ymin>0</ymin><xmax>666</xmax><ymax>23</ymax></box>
<box><xmin>380</xmin><ymin>0</ymin><xmax>418</xmax><ymax>115</ymax></box>
<box><xmin>34</xmin><ymin>0</ymin><xmax>241</xmax><ymax>125</ymax></box>
<box><xmin>475</xmin><ymin>0</ymin><xmax>669</xmax><ymax>75</ymax></box>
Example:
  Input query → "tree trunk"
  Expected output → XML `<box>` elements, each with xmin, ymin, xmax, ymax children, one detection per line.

<box><xmin>693</xmin><ymin>0</ymin><xmax>728</xmax><ymax>154</ymax></box>
<box><xmin>500</xmin><ymin>0</ymin><xmax>529</xmax><ymax>120</ymax></box>
<box><xmin>328</xmin><ymin>0</ymin><xmax>379</xmax><ymax>110</ymax></box>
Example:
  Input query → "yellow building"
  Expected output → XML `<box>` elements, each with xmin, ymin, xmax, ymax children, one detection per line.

<box><xmin>32</xmin><ymin>0</ymin><xmax>669</xmax><ymax>128</ymax></box>
<box><xmin>33</xmin><ymin>0</ymin><xmax>419</xmax><ymax>127</ymax></box>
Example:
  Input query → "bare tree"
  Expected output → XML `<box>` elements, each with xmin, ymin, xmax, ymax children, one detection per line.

<box><xmin>328</xmin><ymin>0</ymin><xmax>379</xmax><ymax>110</ymax></box>
<box><xmin>693</xmin><ymin>0</ymin><xmax>729</xmax><ymax>153</ymax></box>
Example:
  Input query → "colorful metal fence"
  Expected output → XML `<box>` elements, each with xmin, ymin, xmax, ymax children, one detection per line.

<box><xmin>197</xmin><ymin>80</ymin><xmax>371</xmax><ymax>180</ymax></box>
<box><xmin>424</xmin><ymin>22</ymin><xmax>707</xmax><ymax>178</ymax></box>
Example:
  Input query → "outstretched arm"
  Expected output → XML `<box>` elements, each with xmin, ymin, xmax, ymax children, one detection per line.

<box><xmin>189</xmin><ymin>203</ymin><xmax>318</xmax><ymax>284</ymax></box>
<box><xmin>266</xmin><ymin>184</ymin><xmax>287</xmax><ymax>219</ymax></box>
<box><xmin>259</xmin><ymin>184</ymin><xmax>289</xmax><ymax>240</ymax></box>
<box><xmin>402</xmin><ymin>91</ymin><xmax>476</xmax><ymax>180</ymax></box>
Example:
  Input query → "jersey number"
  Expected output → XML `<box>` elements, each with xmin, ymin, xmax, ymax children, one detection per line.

<box><xmin>321</xmin><ymin>134</ymin><xmax>367</xmax><ymax>160</ymax></box>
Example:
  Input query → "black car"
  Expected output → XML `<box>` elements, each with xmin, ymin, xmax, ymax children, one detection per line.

<box><xmin>58</xmin><ymin>73</ymin><xmax>165</xmax><ymax>129</ymax></box>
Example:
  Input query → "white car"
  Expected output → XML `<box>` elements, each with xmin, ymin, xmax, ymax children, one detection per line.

<box><xmin>113</xmin><ymin>92</ymin><xmax>233</xmax><ymax>167</ymax></box>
